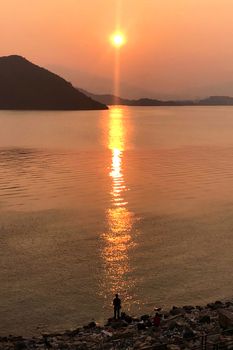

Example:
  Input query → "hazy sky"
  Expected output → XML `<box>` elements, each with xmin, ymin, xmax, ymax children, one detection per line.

<box><xmin>1</xmin><ymin>0</ymin><xmax>233</xmax><ymax>98</ymax></box>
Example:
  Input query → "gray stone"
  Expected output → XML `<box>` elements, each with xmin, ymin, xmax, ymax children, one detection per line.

<box><xmin>170</xmin><ymin>308</ymin><xmax>185</xmax><ymax>316</ymax></box>
<box><xmin>183</xmin><ymin>306</ymin><xmax>194</xmax><ymax>313</ymax></box>
<box><xmin>218</xmin><ymin>309</ymin><xmax>233</xmax><ymax>329</ymax></box>
<box><xmin>110</xmin><ymin>319</ymin><xmax>128</xmax><ymax>329</ymax></box>
<box><xmin>199</xmin><ymin>315</ymin><xmax>211</xmax><ymax>324</ymax></box>
<box><xmin>14</xmin><ymin>342</ymin><xmax>27</xmax><ymax>350</ymax></box>
<box><xmin>182</xmin><ymin>327</ymin><xmax>195</xmax><ymax>339</ymax></box>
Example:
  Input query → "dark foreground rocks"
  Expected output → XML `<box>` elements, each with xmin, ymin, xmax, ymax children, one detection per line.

<box><xmin>1</xmin><ymin>300</ymin><xmax>233</xmax><ymax>349</ymax></box>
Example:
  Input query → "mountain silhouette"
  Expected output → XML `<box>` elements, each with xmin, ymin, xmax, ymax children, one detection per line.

<box><xmin>198</xmin><ymin>96</ymin><xmax>233</xmax><ymax>105</ymax></box>
<box><xmin>0</xmin><ymin>55</ymin><xmax>107</xmax><ymax>110</ymax></box>
<box><xmin>80</xmin><ymin>89</ymin><xmax>233</xmax><ymax>106</ymax></box>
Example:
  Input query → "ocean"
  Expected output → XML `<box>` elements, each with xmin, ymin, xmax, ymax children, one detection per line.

<box><xmin>0</xmin><ymin>106</ymin><xmax>233</xmax><ymax>335</ymax></box>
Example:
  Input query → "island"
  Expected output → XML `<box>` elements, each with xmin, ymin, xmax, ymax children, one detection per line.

<box><xmin>0</xmin><ymin>55</ymin><xmax>107</xmax><ymax>110</ymax></box>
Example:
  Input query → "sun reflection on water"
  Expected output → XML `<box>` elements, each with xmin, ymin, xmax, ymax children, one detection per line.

<box><xmin>108</xmin><ymin>108</ymin><xmax>127</xmax><ymax>208</ymax></box>
<box><xmin>100</xmin><ymin>107</ymin><xmax>137</xmax><ymax>307</ymax></box>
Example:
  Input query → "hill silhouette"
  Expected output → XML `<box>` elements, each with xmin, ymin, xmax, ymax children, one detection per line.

<box><xmin>198</xmin><ymin>96</ymin><xmax>233</xmax><ymax>105</ymax></box>
<box><xmin>0</xmin><ymin>55</ymin><xmax>107</xmax><ymax>110</ymax></box>
<box><xmin>80</xmin><ymin>89</ymin><xmax>233</xmax><ymax>106</ymax></box>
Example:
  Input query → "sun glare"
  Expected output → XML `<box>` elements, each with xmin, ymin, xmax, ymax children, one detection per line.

<box><xmin>111</xmin><ymin>32</ymin><xmax>126</xmax><ymax>48</ymax></box>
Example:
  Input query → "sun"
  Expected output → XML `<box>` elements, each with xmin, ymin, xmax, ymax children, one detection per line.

<box><xmin>111</xmin><ymin>32</ymin><xmax>126</xmax><ymax>48</ymax></box>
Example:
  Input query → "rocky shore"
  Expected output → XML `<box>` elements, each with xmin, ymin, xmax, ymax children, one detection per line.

<box><xmin>1</xmin><ymin>300</ymin><xmax>233</xmax><ymax>350</ymax></box>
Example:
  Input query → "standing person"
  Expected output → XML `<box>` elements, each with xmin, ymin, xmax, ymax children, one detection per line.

<box><xmin>153</xmin><ymin>312</ymin><xmax>161</xmax><ymax>328</ymax></box>
<box><xmin>113</xmin><ymin>294</ymin><xmax>121</xmax><ymax>319</ymax></box>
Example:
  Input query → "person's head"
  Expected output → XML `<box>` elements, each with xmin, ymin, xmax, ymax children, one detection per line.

<box><xmin>115</xmin><ymin>294</ymin><xmax>118</xmax><ymax>298</ymax></box>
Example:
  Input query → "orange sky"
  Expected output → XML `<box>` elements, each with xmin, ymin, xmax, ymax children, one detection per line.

<box><xmin>1</xmin><ymin>0</ymin><xmax>233</xmax><ymax>99</ymax></box>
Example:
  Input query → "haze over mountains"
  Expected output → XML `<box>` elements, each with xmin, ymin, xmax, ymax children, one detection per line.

<box><xmin>2</xmin><ymin>1</ymin><xmax>233</xmax><ymax>101</ymax></box>
<box><xmin>0</xmin><ymin>55</ymin><xmax>107</xmax><ymax>110</ymax></box>
<box><xmin>0</xmin><ymin>55</ymin><xmax>233</xmax><ymax>110</ymax></box>
<box><xmin>80</xmin><ymin>89</ymin><xmax>233</xmax><ymax>106</ymax></box>
<box><xmin>50</xmin><ymin>63</ymin><xmax>233</xmax><ymax>101</ymax></box>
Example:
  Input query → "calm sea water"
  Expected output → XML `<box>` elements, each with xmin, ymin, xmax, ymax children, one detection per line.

<box><xmin>1</xmin><ymin>106</ymin><xmax>233</xmax><ymax>335</ymax></box>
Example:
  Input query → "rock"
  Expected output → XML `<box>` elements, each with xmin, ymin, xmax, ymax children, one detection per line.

<box><xmin>87</xmin><ymin>321</ymin><xmax>96</xmax><ymax>329</ymax></box>
<box><xmin>141</xmin><ymin>315</ymin><xmax>150</xmax><ymax>321</ymax></box>
<box><xmin>137</xmin><ymin>322</ymin><xmax>147</xmax><ymax>331</ymax></box>
<box><xmin>168</xmin><ymin>321</ymin><xmax>179</xmax><ymax>331</ymax></box>
<box><xmin>14</xmin><ymin>342</ymin><xmax>27</xmax><ymax>350</ymax></box>
<box><xmin>12</xmin><ymin>336</ymin><xmax>25</xmax><ymax>342</ymax></box>
<box><xmin>183</xmin><ymin>306</ymin><xmax>195</xmax><ymax>313</ymax></box>
<box><xmin>207</xmin><ymin>334</ymin><xmax>221</xmax><ymax>343</ymax></box>
<box><xmin>146</xmin><ymin>336</ymin><xmax>152</xmax><ymax>342</ymax></box>
<box><xmin>222</xmin><ymin>329</ymin><xmax>233</xmax><ymax>336</ymax></box>
<box><xmin>102</xmin><ymin>330</ymin><xmax>113</xmax><ymax>337</ymax></box>
<box><xmin>113</xmin><ymin>329</ymin><xmax>135</xmax><ymax>340</ymax></box>
<box><xmin>3</xmin><ymin>298</ymin><xmax>233</xmax><ymax>350</ymax></box>
<box><xmin>182</xmin><ymin>327</ymin><xmax>195</xmax><ymax>339</ymax></box>
<box><xmin>133</xmin><ymin>339</ymin><xmax>143</xmax><ymax>348</ymax></box>
<box><xmin>0</xmin><ymin>337</ymin><xmax>8</xmax><ymax>342</ymax></box>
<box><xmin>101</xmin><ymin>343</ymin><xmax>114</xmax><ymax>350</ymax></box>
<box><xmin>137</xmin><ymin>343</ymin><xmax>152</xmax><ymax>349</ymax></box>
<box><xmin>167</xmin><ymin>346</ymin><xmax>181</xmax><ymax>350</ymax></box>
<box><xmin>170</xmin><ymin>307</ymin><xmax>185</xmax><ymax>316</ymax></box>
<box><xmin>145</xmin><ymin>320</ymin><xmax>153</xmax><ymax>327</ymax></box>
<box><xmin>152</xmin><ymin>344</ymin><xmax>167</xmax><ymax>350</ymax></box>
<box><xmin>162</xmin><ymin>311</ymin><xmax>170</xmax><ymax>319</ymax></box>
<box><xmin>218</xmin><ymin>309</ymin><xmax>233</xmax><ymax>329</ymax></box>
<box><xmin>73</xmin><ymin>342</ymin><xmax>88</xmax><ymax>350</ymax></box>
<box><xmin>215</xmin><ymin>300</ymin><xmax>223</xmax><ymax>306</ymax></box>
<box><xmin>195</xmin><ymin>306</ymin><xmax>203</xmax><ymax>311</ymax></box>
<box><xmin>137</xmin><ymin>342</ymin><xmax>162</xmax><ymax>350</ymax></box>
<box><xmin>199</xmin><ymin>315</ymin><xmax>211</xmax><ymax>324</ymax></box>
<box><xmin>225</xmin><ymin>301</ymin><xmax>233</xmax><ymax>308</ymax></box>
<box><xmin>168</xmin><ymin>319</ymin><xmax>189</xmax><ymax>332</ymax></box>
<box><xmin>207</xmin><ymin>301</ymin><xmax>223</xmax><ymax>310</ymax></box>
<box><xmin>121</xmin><ymin>312</ymin><xmax>133</xmax><ymax>324</ymax></box>
<box><xmin>108</xmin><ymin>319</ymin><xmax>128</xmax><ymax>329</ymax></box>
<box><xmin>43</xmin><ymin>336</ymin><xmax>52</xmax><ymax>348</ymax></box>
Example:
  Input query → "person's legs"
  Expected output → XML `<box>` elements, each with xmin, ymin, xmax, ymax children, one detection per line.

<box><xmin>117</xmin><ymin>308</ymin><xmax>120</xmax><ymax>319</ymax></box>
<box><xmin>114</xmin><ymin>308</ymin><xmax>117</xmax><ymax>319</ymax></box>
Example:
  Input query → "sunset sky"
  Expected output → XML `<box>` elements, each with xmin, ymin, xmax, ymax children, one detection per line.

<box><xmin>1</xmin><ymin>0</ymin><xmax>233</xmax><ymax>99</ymax></box>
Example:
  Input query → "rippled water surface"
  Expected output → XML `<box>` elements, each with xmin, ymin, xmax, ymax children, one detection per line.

<box><xmin>1</xmin><ymin>107</ymin><xmax>233</xmax><ymax>335</ymax></box>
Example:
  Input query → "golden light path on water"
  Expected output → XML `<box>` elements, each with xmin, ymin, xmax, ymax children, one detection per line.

<box><xmin>101</xmin><ymin>108</ymin><xmax>137</xmax><ymax>308</ymax></box>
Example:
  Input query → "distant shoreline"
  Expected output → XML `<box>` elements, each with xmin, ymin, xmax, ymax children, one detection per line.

<box><xmin>1</xmin><ymin>105</ymin><xmax>233</xmax><ymax>111</ymax></box>
<box><xmin>79</xmin><ymin>89</ymin><xmax>233</xmax><ymax>107</ymax></box>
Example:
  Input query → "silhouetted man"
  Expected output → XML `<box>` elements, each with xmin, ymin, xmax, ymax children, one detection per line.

<box><xmin>113</xmin><ymin>294</ymin><xmax>121</xmax><ymax>319</ymax></box>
